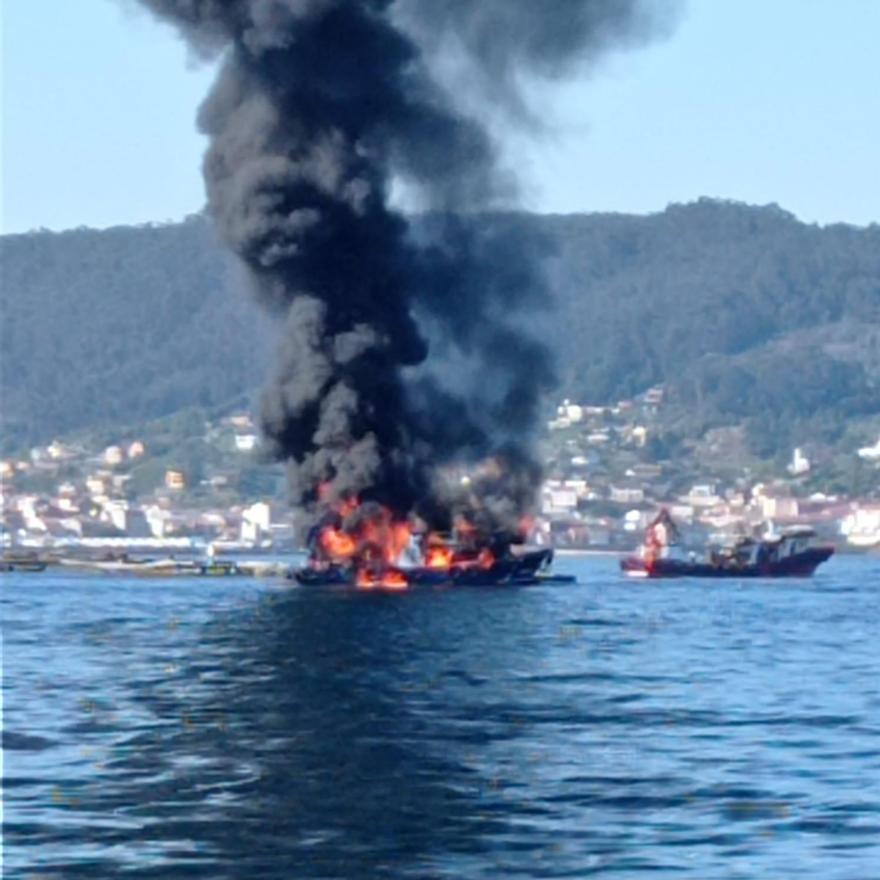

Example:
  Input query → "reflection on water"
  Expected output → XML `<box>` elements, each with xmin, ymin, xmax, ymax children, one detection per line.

<box><xmin>4</xmin><ymin>555</ymin><xmax>880</xmax><ymax>878</ymax></box>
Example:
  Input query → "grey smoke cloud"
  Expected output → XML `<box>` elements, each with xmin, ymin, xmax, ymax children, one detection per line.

<box><xmin>134</xmin><ymin>0</ymin><xmax>680</xmax><ymax>528</ymax></box>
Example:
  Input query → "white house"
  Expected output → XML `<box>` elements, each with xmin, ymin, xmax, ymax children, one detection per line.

<box><xmin>761</xmin><ymin>496</ymin><xmax>799</xmax><ymax>520</ymax></box>
<box><xmin>103</xmin><ymin>446</ymin><xmax>125</xmax><ymax>467</ymax></box>
<box><xmin>542</xmin><ymin>489</ymin><xmax>578</xmax><ymax>514</ymax></box>
<box><xmin>241</xmin><ymin>501</ymin><xmax>272</xmax><ymax>543</ymax></box>
<box><xmin>144</xmin><ymin>505</ymin><xmax>171</xmax><ymax>538</ymax></box>
<box><xmin>788</xmin><ymin>448</ymin><xmax>811</xmax><ymax>476</ymax></box>
<box><xmin>685</xmin><ymin>484</ymin><xmax>723</xmax><ymax>508</ymax></box>
<box><xmin>100</xmin><ymin>500</ymin><xmax>130</xmax><ymax>533</ymax></box>
<box><xmin>841</xmin><ymin>506</ymin><xmax>880</xmax><ymax>547</ymax></box>
<box><xmin>610</xmin><ymin>486</ymin><xmax>645</xmax><ymax>504</ymax></box>
<box><xmin>857</xmin><ymin>438</ymin><xmax>880</xmax><ymax>461</ymax></box>
<box><xmin>235</xmin><ymin>434</ymin><xmax>259</xmax><ymax>453</ymax></box>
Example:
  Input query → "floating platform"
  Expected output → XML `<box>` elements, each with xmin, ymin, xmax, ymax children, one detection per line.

<box><xmin>57</xmin><ymin>556</ymin><xmax>257</xmax><ymax>577</ymax></box>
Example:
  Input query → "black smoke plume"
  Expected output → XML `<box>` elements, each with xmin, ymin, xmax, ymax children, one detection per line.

<box><xmin>134</xmin><ymin>0</ymin><xmax>678</xmax><ymax>530</ymax></box>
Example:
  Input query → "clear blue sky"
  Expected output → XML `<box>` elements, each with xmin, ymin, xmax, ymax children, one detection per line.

<box><xmin>2</xmin><ymin>0</ymin><xmax>878</xmax><ymax>233</ymax></box>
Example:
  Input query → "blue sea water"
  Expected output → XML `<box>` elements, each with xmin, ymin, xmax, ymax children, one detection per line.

<box><xmin>3</xmin><ymin>554</ymin><xmax>880</xmax><ymax>878</ymax></box>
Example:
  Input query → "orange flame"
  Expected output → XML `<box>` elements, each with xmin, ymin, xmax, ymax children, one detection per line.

<box><xmin>425</xmin><ymin>544</ymin><xmax>454</xmax><ymax>569</ymax></box>
<box><xmin>320</xmin><ymin>527</ymin><xmax>357</xmax><ymax>560</ymax></box>
<box><xmin>357</xmin><ymin>515</ymin><xmax>413</xmax><ymax>566</ymax></box>
<box><xmin>518</xmin><ymin>515</ymin><xmax>535</xmax><ymax>540</ymax></box>
<box><xmin>311</xmin><ymin>496</ymin><xmax>506</xmax><ymax>585</ymax></box>
<box><xmin>315</xmin><ymin>500</ymin><xmax>416</xmax><ymax>573</ymax></box>
<box><xmin>477</xmin><ymin>548</ymin><xmax>495</xmax><ymax>569</ymax></box>
<box><xmin>389</xmin><ymin>521</ymin><xmax>414</xmax><ymax>565</ymax></box>
<box><xmin>356</xmin><ymin>567</ymin><xmax>409</xmax><ymax>590</ymax></box>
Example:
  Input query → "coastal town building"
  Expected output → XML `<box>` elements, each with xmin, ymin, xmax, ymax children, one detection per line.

<box><xmin>103</xmin><ymin>445</ymin><xmax>125</xmax><ymax>467</ymax></box>
<box><xmin>841</xmin><ymin>507</ymin><xmax>880</xmax><ymax>548</ymax></box>
<box><xmin>2</xmin><ymin>401</ymin><xmax>878</xmax><ymax>553</ymax></box>
<box><xmin>858</xmin><ymin>438</ymin><xmax>880</xmax><ymax>461</ymax></box>
<box><xmin>165</xmin><ymin>469</ymin><xmax>186</xmax><ymax>491</ymax></box>
<box><xmin>787</xmin><ymin>447</ymin><xmax>811</xmax><ymax>476</ymax></box>
<box><xmin>234</xmin><ymin>433</ymin><xmax>259</xmax><ymax>453</ymax></box>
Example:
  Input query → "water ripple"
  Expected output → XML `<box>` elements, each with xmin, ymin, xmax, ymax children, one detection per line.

<box><xmin>3</xmin><ymin>557</ymin><xmax>880</xmax><ymax>878</ymax></box>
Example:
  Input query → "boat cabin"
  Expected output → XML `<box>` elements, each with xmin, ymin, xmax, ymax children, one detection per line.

<box><xmin>714</xmin><ymin>526</ymin><xmax>819</xmax><ymax>568</ymax></box>
<box><xmin>764</xmin><ymin>526</ymin><xmax>819</xmax><ymax>559</ymax></box>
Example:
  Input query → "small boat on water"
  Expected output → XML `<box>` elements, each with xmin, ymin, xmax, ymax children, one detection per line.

<box><xmin>1</xmin><ymin>555</ymin><xmax>48</xmax><ymax>573</ymax></box>
<box><xmin>620</xmin><ymin>511</ymin><xmax>834</xmax><ymax>579</ymax></box>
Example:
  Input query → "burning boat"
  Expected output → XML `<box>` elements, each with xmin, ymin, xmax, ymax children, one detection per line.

<box><xmin>620</xmin><ymin>510</ymin><xmax>834</xmax><ymax>579</ymax></box>
<box><xmin>291</xmin><ymin>499</ymin><xmax>571</xmax><ymax>589</ymax></box>
<box><xmin>135</xmin><ymin>0</ymin><xmax>683</xmax><ymax>598</ymax></box>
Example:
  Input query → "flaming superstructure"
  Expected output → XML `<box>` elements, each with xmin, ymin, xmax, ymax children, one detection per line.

<box><xmin>304</xmin><ymin>491</ymin><xmax>518</xmax><ymax>589</ymax></box>
<box><xmin>298</xmin><ymin>474</ymin><xmax>552</xmax><ymax>589</ymax></box>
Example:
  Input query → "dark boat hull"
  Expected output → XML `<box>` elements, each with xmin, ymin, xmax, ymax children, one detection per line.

<box><xmin>620</xmin><ymin>546</ymin><xmax>834</xmax><ymax>579</ymax></box>
<box><xmin>0</xmin><ymin>561</ymin><xmax>48</xmax><ymax>573</ymax></box>
<box><xmin>292</xmin><ymin>548</ymin><xmax>568</xmax><ymax>588</ymax></box>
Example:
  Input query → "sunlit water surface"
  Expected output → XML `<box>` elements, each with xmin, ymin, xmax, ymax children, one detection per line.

<box><xmin>3</xmin><ymin>554</ymin><xmax>880</xmax><ymax>878</ymax></box>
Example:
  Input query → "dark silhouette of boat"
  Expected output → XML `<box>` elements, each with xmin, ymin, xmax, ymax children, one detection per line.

<box><xmin>292</xmin><ymin>547</ymin><xmax>574</xmax><ymax>588</ymax></box>
<box><xmin>621</xmin><ymin>522</ymin><xmax>834</xmax><ymax>579</ymax></box>
<box><xmin>0</xmin><ymin>556</ymin><xmax>48</xmax><ymax>573</ymax></box>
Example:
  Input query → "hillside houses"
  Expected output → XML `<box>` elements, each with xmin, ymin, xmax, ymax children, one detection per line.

<box><xmin>540</xmin><ymin>386</ymin><xmax>879</xmax><ymax>550</ymax></box>
<box><xmin>2</xmin><ymin>397</ymin><xmax>879</xmax><ymax>553</ymax></box>
<box><xmin>0</xmin><ymin>418</ymin><xmax>293</xmax><ymax>552</ymax></box>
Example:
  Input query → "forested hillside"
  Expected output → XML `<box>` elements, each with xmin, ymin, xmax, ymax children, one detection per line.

<box><xmin>0</xmin><ymin>217</ymin><xmax>273</xmax><ymax>448</ymax></box>
<box><xmin>536</xmin><ymin>200</ymin><xmax>880</xmax><ymax>455</ymax></box>
<box><xmin>1</xmin><ymin>200</ymin><xmax>878</xmax><ymax>456</ymax></box>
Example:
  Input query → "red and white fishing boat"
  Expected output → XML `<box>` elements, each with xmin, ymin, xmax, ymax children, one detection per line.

<box><xmin>620</xmin><ymin>511</ymin><xmax>834</xmax><ymax>579</ymax></box>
